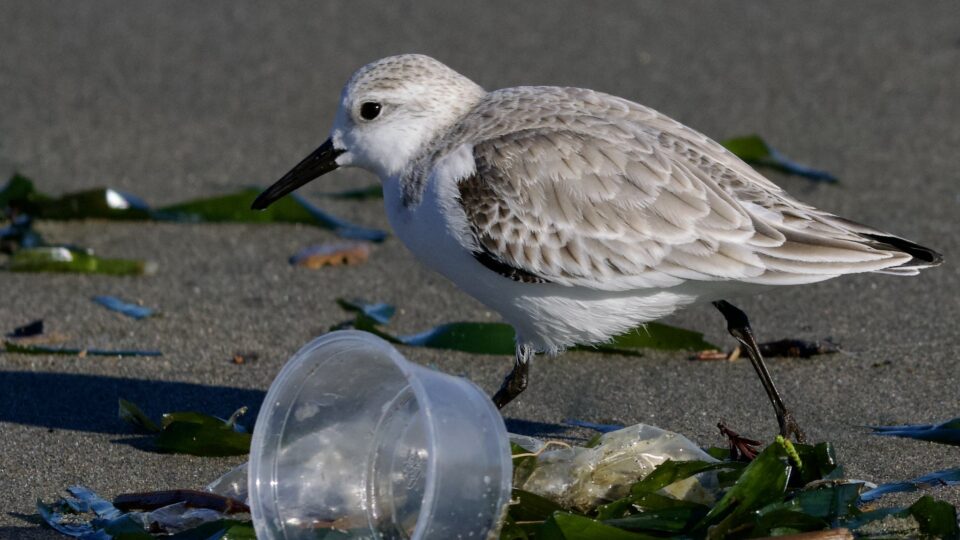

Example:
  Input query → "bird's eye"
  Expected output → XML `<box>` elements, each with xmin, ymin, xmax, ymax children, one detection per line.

<box><xmin>359</xmin><ymin>102</ymin><xmax>382</xmax><ymax>120</ymax></box>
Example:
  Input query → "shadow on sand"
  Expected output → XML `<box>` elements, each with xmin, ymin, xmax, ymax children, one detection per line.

<box><xmin>0</xmin><ymin>371</ymin><xmax>264</xmax><ymax>435</ymax></box>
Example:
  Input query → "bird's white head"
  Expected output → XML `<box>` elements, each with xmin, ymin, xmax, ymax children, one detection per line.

<box><xmin>252</xmin><ymin>54</ymin><xmax>485</xmax><ymax>210</ymax></box>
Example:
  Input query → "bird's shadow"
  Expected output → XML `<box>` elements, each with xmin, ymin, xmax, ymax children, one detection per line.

<box><xmin>0</xmin><ymin>371</ymin><xmax>264</xmax><ymax>435</ymax></box>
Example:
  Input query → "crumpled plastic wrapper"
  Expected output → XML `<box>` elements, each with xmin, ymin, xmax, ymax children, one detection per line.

<box><xmin>512</xmin><ymin>423</ymin><xmax>717</xmax><ymax>512</ymax></box>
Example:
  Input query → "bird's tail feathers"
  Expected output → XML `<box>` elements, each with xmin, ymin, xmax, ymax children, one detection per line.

<box><xmin>861</xmin><ymin>233</ymin><xmax>943</xmax><ymax>274</ymax></box>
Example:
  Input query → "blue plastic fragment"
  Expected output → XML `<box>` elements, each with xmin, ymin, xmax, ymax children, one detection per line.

<box><xmin>870</xmin><ymin>418</ymin><xmax>960</xmax><ymax>446</ymax></box>
<box><xmin>859</xmin><ymin>467</ymin><xmax>960</xmax><ymax>503</ymax></box>
<box><xmin>765</xmin><ymin>146</ymin><xmax>839</xmax><ymax>183</ymax></box>
<box><xmin>290</xmin><ymin>193</ymin><xmax>387</xmax><ymax>243</ymax></box>
<box><xmin>92</xmin><ymin>296</ymin><xmax>155</xmax><ymax>320</ymax></box>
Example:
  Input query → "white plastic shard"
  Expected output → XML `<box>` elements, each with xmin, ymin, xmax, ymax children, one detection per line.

<box><xmin>205</xmin><ymin>461</ymin><xmax>249</xmax><ymax>503</ymax></box>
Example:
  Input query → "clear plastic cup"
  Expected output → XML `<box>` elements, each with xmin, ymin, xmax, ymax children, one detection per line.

<box><xmin>248</xmin><ymin>330</ymin><xmax>512</xmax><ymax>540</ymax></box>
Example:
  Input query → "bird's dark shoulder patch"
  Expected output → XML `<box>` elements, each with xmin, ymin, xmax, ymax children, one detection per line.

<box><xmin>471</xmin><ymin>248</ymin><xmax>551</xmax><ymax>283</ymax></box>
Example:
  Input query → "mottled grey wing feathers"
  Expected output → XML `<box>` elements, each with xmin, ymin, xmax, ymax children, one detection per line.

<box><xmin>447</xmin><ymin>87</ymin><xmax>939</xmax><ymax>290</ymax></box>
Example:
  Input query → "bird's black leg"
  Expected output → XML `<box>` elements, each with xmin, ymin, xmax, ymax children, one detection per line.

<box><xmin>713</xmin><ymin>300</ymin><xmax>806</xmax><ymax>443</ymax></box>
<box><xmin>492</xmin><ymin>344</ymin><xmax>534</xmax><ymax>409</ymax></box>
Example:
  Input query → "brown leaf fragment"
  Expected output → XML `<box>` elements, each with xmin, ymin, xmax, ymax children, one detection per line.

<box><xmin>693</xmin><ymin>347</ymin><xmax>743</xmax><ymax>361</ymax></box>
<box><xmin>113</xmin><ymin>489</ymin><xmax>249</xmax><ymax>514</ymax></box>
<box><xmin>693</xmin><ymin>349</ymin><xmax>731</xmax><ymax>361</ymax></box>
<box><xmin>232</xmin><ymin>351</ymin><xmax>258</xmax><ymax>364</ymax></box>
<box><xmin>289</xmin><ymin>241</ymin><xmax>371</xmax><ymax>268</ymax></box>
<box><xmin>7</xmin><ymin>332</ymin><xmax>70</xmax><ymax>346</ymax></box>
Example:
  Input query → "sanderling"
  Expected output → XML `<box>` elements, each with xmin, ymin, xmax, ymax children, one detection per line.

<box><xmin>253</xmin><ymin>54</ymin><xmax>942</xmax><ymax>440</ymax></box>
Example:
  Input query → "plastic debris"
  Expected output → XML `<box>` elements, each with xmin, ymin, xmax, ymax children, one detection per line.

<box><xmin>860</xmin><ymin>468</ymin><xmax>960</xmax><ymax>503</ymax></box>
<box><xmin>205</xmin><ymin>462</ymin><xmax>249</xmax><ymax>503</ymax></box>
<box><xmin>0</xmin><ymin>214</ymin><xmax>43</xmax><ymax>253</ymax></box>
<box><xmin>38</xmin><ymin>485</ymin><xmax>253</xmax><ymax>538</ymax></box>
<box><xmin>870</xmin><ymin>418</ymin><xmax>960</xmax><ymax>446</ymax></box>
<box><xmin>514</xmin><ymin>424</ymin><xmax>717</xmax><ymax>512</ymax></box>
<box><xmin>93</xmin><ymin>295</ymin><xmax>156</xmax><ymax>320</ymax></box>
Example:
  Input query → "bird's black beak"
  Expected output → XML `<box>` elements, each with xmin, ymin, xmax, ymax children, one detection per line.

<box><xmin>251</xmin><ymin>138</ymin><xmax>345</xmax><ymax>210</ymax></box>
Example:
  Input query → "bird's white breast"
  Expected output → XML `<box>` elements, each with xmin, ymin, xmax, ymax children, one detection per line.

<box><xmin>382</xmin><ymin>145</ymin><xmax>702</xmax><ymax>353</ymax></box>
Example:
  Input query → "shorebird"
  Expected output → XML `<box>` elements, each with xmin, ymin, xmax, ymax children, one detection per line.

<box><xmin>253</xmin><ymin>54</ymin><xmax>942</xmax><ymax>441</ymax></box>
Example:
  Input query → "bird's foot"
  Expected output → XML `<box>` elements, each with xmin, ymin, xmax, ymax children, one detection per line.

<box><xmin>779</xmin><ymin>410</ymin><xmax>806</xmax><ymax>444</ymax></box>
<box><xmin>492</xmin><ymin>348</ymin><xmax>531</xmax><ymax>409</ymax></box>
<box><xmin>491</xmin><ymin>370</ymin><xmax>527</xmax><ymax>409</ymax></box>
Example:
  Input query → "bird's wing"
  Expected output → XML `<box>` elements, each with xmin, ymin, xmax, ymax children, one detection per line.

<box><xmin>447</xmin><ymin>87</ymin><xmax>914</xmax><ymax>291</ymax></box>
